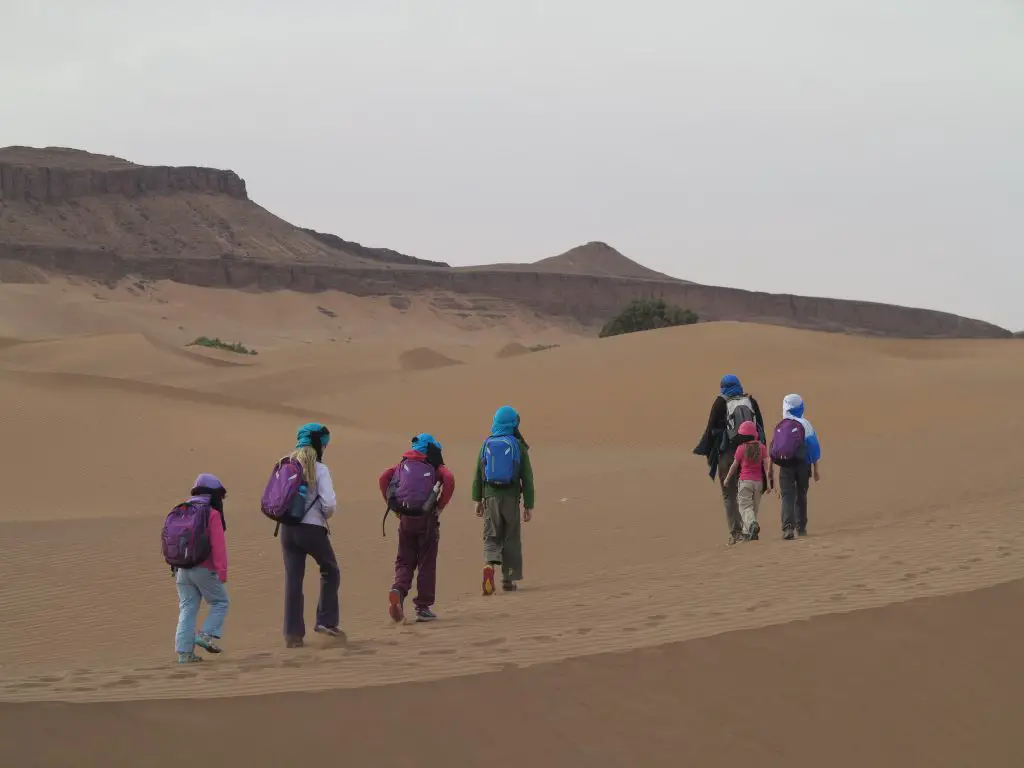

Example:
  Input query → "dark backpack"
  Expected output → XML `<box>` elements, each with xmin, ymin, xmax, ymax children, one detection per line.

<box><xmin>161</xmin><ymin>499</ymin><xmax>212</xmax><ymax>570</ymax></box>
<box><xmin>724</xmin><ymin>395</ymin><xmax>758</xmax><ymax>445</ymax></box>
<box><xmin>770</xmin><ymin>418</ymin><xmax>807</xmax><ymax>467</ymax></box>
<box><xmin>382</xmin><ymin>458</ymin><xmax>441</xmax><ymax>536</ymax></box>
<box><xmin>482</xmin><ymin>436</ymin><xmax>521</xmax><ymax>487</ymax></box>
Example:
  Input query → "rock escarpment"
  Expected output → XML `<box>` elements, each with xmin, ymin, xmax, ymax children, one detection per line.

<box><xmin>0</xmin><ymin>147</ymin><xmax>1010</xmax><ymax>339</ymax></box>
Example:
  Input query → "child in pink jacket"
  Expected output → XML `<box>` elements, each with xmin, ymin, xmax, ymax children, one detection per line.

<box><xmin>173</xmin><ymin>473</ymin><xmax>230</xmax><ymax>663</ymax></box>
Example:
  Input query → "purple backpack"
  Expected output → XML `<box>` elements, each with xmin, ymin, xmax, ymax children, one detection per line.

<box><xmin>388</xmin><ymin>459</ymin><xmax>438</xmax><ymax>515</ymax></box>
<box><xmin>161</xmin><ymin>499</ymin><xmax>212</xmax><ymax>569</ymax></box>
<box><xmin>261</xmin><ymin>457</ymin><xmax>315</xmax><ymax>535</ymax></box>
<box><xmin>770</xmin><ymin>418</ymin><xmax>807</xmax><ymax>466</ymax></box>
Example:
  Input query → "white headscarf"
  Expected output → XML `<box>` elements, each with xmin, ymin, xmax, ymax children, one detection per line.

<box><xmin>782</xmin><ymin>393</ymin><xmax>816</xmax><ymax>437</ymax></box>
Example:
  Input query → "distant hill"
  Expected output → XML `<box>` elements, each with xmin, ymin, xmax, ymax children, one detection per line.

<box><xmin>470</xmin><ymin>241</ymin><xmax>681</xmax><ymax>282</ymax></box>
<box><xmin>0</xmin><ymin>146</ymin><xmax>1010</xmax><ymax>339</ymax></box>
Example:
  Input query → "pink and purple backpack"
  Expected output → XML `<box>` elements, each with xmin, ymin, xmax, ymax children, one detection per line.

<box><xmin>161</xmin><ymin>499</ymin><xmax>212</xmax><ymax>569</ymax></box>
<box><xmin>770</xmin><ymin>418</ymin><xmax>807</xmax><ymax>466</ymax></box>
<box><xmin>260</xmin><ymin>456</ymin><xmax>317</xmax><ymax>536</ymax></box>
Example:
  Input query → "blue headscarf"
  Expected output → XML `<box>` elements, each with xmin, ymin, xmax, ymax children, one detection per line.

<box><xmin>296</xmin><ymin>422</ymin><xmax>331</xmax><ymax>450</ymax></box>
<box><xmin>720</xmin><ymin>374</ymin><xmax>744</xmax><ymax>398</ymax></box>
<box><xmin>411</xmin><ymin>433</ymin><xmax>442</xmax><ymax>453</ymax></box>
<box><xmin>491</xmin><ymin>406</ymin><xmax>520</xmax><ymax>437</ymax></box>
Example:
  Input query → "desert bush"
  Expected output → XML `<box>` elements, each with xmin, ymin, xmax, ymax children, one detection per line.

<box><xmin>599</xmin><ymin>298</ymin><xmax>698</xmax><ymax>338</ymax></box>
<box><xmin>188</xmin><ymin>336</ymin><xmax>258</xmax><ymax>355</ymax></box>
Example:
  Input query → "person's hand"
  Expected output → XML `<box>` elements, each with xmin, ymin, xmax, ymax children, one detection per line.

<box><xmin>523</xmin><ymin>507</ymin><xmax>533</xmax><ymax>523</ymax></box>
<box><xmin>475</xmin><ymin>501</ymin><xmax>484</xmax><ymax>518</ymax></box>
<box><xmin>219</xmin><ymin>573</ymin><xmax>228</xmax><ymax>584</ymax></box>
<box><xmin>813</xmin><ymin>467</ymin><xmax>821</xmax><ymax>482</ymax></box>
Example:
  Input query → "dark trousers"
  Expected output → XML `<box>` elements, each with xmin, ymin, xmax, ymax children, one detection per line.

<box><xmin>281</xmin><ymin>523</ymin><xmax>340</xmax><ymax>638</ymax></box>
<box><xmin>391</xmin><ymin>514</ymin><xmax>440</xmax><ymax>609</ymax></box>
<box><xmin>779</xmin><ymin>463</ymin><xmax>811</xmax><ymax>532</ymax></box>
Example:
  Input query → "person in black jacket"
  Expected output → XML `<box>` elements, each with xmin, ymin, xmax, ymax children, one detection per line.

<box><xmin>693</xmin><ymin>374</ymin><xmax>766</xmax><ymax>544</ymax></box>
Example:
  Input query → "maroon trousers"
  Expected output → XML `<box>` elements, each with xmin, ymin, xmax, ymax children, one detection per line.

<box><xmin>391</xmin><ymin>514</ymin><xmax>439</xmax><ymax>609</ymax></box>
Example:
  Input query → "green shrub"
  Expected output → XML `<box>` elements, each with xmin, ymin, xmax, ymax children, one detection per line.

<box><xmin>188</xmin><ymin>336</ymin><xmax>258</xmax><ymax>355</ymax></box>
<box><xmin>599</xmin><ymin>298</ymin><xmax>698</xmax><ymax>338</ymax></box>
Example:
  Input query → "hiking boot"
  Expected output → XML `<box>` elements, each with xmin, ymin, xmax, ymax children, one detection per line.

<box><xmin>388</xmin><ymin>588</ymin><xmax>405</xmax><ymax>623</ymax></box>
<box><xmin>285</xmin><ymin>636</ymin><xmax>304</xmax><ymax>648</ymax></box>
<box><xmin>482</xmin><ymin>565</ymin><xmax>496</xmax><ymax>596</ymax></box>
<box><xmin>783</xmin><ymin>528</ymin><xmax>795</xmax><ymax>540</ymax></box>
<box><xmin>177</xmin><ymin>652</ymin><xmax>203</xmax><ymax>664</ymax></box>
<box><xmin>315</xmin><ymin>625</ymin><xmax>345</xmax><ymax>640</ymax></box>
<box><xmin>727</xmin><ymin>530</ymin><xmax>744</xmax><ymax>546</ymax></box>
<box><xmin>194</xmin><ymin>634</ymin><xmax>222</xmax><ymax>654</ymax></box>
<box><xmin>748</xmin><ymin>522</ymin><xmax>760</xmax><ymax>541</ymax></box>
<box><xmin>502</xmin><ymin>580</ymin><xmax>518</xmax><ymax>592</ymax></box>
<box><xmin>415</xmin><ymin>607</ymin><xmax>438</xmax><ymax>622</ymax></box>
<box><xmin>796</xmin><ymin>528</ymin><xmax>807</xmax><ymax>538</ymax></box>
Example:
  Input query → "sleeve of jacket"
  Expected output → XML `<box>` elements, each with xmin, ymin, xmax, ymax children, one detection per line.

<box><xmin>751</xmin><ymin>396</ymin><xmax>766</xmax><ymax>437</ymax></box>
<box><xmin>437</xmin><ymin>466</ymin><xmax>456</xmax><ymax>510</ymax></box>
<box><xmin>208</xmin><ymin>509</ymin><xmax>228</xmax><ymax>583</ymax></box>
<box><xmin>316</xmin><ymin>463</ymin><xmax>338</xmax><ymax>519</ymax></box>
<box><xmin>519</xmin><ymin>447</ymin><xmax>535</xmax><ymax>509</ymax></box>
<box><xmin>379</xmin><ymin>466</ymin><xmax>397</xmax><ymax>501</ymax></box>
<box><xmin>471</xmin><ymin>445</ymin><xmax>484</xmax><ymax>502</ymax></box>
<box><xmin>694</xmin><ymin>397</ymin><xmax>726</xmax><ymax>456</ymax></box>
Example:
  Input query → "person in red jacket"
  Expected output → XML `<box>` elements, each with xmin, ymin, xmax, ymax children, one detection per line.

<box><xmin>379</xmin><ymin>434</ymin><xmax>455</xmax><ymax>623</ymax></box>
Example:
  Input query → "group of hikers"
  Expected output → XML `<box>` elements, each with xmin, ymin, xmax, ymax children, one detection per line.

<box><xmin>161</xmin><ymin>406</ymin><xmax>535</xmax><ymax>664</ymax></box>
<box><xmin>694</xmin><ymin>374</ymin><xmax>823</xmax><ymax>545</ymax></box>
<box><xmin>162</xmin><ymin>375</ymin><xmax>821</xmax><ymax>665</ymax></box>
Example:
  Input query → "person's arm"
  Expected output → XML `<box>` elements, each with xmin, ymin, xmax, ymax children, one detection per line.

<box><xmin>751</xmin><ymin>396</ymin><xmax>766</xmax><ymax>438</ymax></box>
<box><xmin>378</xmin><ymin>466</ymin><xmax>396</xmax><ymax>502</ymax></box>
<box><xmin>697</xmin><ymin>397</ymin><xmax>726</xmax><ymax>450</ymax></box>
<box><xmin>436</xmin><ymin>466</ymin><xmax>456</xmax><ymax>511</ymax></box>
<box><xmin>208</xmin><ymin>509</ymin><xmax>228</xmax><ymax>583</ymax></box>
<box><xmin>519</xmin><ymin>447</ymin><xmax>535</xmax><ymax>511</ymax></box>
<box><xmin>317</xmin><ymin>463</ymin><xmax>338</xmax><ymax>519</ymax></box>
<box><xmin>805</xmin><ymin>430</ymin><xmax>822</xmax><ymax>481</ymax></box>
<box><xmin>471</xmin><ymin>445</ymin><xmax>484</xmax><ymax>503</ymax></box>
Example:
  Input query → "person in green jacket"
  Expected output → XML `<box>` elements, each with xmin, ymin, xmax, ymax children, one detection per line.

<box><xmin>473</xmin><ymin>405</ymin><xmax>535</xmax><ymax>595</ymax></box>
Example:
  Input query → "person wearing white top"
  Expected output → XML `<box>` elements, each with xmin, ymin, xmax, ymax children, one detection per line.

<box><xmin>280</xmin><ymin>423</ymin><xmax>343</xmax><ymax>647</ymax></box>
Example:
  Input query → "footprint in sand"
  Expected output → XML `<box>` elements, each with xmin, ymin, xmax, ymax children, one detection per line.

<box><xmin>471</xmin><ymin>637</ymin><xmax>506</xmax><ymax>647</ymax></box>
<box><xmin>646</xmin><ymin>614</ymin><xmax>667</xmax><ymax>624</ymax></box>
<box><xmin>418</xmin><ymin>648</ymin><xmax>457</xmax><ymax>656</ymax></box>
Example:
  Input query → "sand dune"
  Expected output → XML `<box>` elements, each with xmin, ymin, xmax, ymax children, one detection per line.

<box><xmin>398</xmin><ymin>346</ymin><xmax>464</xmax><ymax>371</ymax></box>
<box><xmin>4</xmin><ymin>580</ymin><xmax>1021</xmax><ymax>767</ymax></box>
<box><xmin>0</xmin><ymin>301</ymin><xmax>1022</xmax><ymax>766</ymax></box>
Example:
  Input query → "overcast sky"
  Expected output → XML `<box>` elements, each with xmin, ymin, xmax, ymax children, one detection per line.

<box><xmin>2</xmin><ymin>0</ymin><xmax>1022</xmax><ymax>329</ymax></box>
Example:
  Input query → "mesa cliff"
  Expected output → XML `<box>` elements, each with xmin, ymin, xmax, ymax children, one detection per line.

<box><xmin>0</xmin><ymin>147</ymin><xmax>1010</xmax><ymax>339</ymax></box>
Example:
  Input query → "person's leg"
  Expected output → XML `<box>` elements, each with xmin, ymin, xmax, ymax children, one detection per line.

<box><xmin>499</xmin><ymin>496</ymin><xmax>523</xmax><ymax>586</ymax></box>
<box><xmin>192</xmin><ymin>567</ymin><xmax>229</xmax><ymax>652</ymax></box>
<box><xmin>482</xmin><ymin>496</ymin><xmax>505</xmax><ymax>595</ymax></box>
<box><xmin>737</xmin><ymin>480</ymin><xmax>756</xmax><ymax>537</ymax></box>
<box><xmin>174</xmin><ymin>570</ymin><xmax>201</xmax><ymax>657</ymax></box>
<box><xmin>303</xmin><ymin>525</ymin><xmax>341</xmax><ymax>631</ymax></box>
<box><xmin>796</xmin><ymin>463</ymin><xmax>811</xmax><ymax>534</ymax></box>
<box><xmin>718</xmin><ymin>449</ymin><xmax>743</xmax><ymax>539</ymax></box>
<box><xmin>280</xmin><ymin>525</ymin><xmax>308</xmax><ymax>641</ymax></box>
<box><xmin>414</xmin><ymin>517</ymin><xmax>440</xmax><ymax>618</ymax></box>
<box><xmin>778</xmin><ymin>466</ymin><xmax>797</xmax><ymax>537</ymax></box>
<box><xmin>390</xmin><ymin>516</ymin><xmax>419</xmax><ymax>621</ymax></box>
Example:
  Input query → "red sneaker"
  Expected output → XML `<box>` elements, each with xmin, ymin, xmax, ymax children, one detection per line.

<box><xmin>388</xmin><ymin>589</ymin><xmax>405</xmax><ymax>622</ymax></box>
<box><xmin>482</xmin><ymin>565</ymin><xmax>496</xmax><ymax>596</ymax></box>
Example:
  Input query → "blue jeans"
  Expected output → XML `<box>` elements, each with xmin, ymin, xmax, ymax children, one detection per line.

<box><xmin>175</xmin><ymin>567</ymin><xmax>230</xmax><ymax>653</ymax></box>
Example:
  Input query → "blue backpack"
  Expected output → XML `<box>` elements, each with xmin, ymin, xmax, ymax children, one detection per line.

<box><xmin>482</xmin><ymin>436</ymin><xmax>521</xmax><ymax>487</ymax></box>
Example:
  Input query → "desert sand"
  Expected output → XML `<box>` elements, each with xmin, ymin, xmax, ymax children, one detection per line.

<box><xmin>0</xmin><ymin>279</ymin><xmax>1022</xmax><ymax>766</ymax></box>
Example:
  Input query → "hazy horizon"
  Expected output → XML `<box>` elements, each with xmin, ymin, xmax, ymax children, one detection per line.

<box><xmin>2</xmin><ymin>1</ymin><xmax>1021</xmax><ymax>329</ymax></box>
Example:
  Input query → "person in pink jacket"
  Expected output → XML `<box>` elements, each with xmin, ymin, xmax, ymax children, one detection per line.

<box><xmin>173</xmin><ymin>473</ymin><xmax>230</xmax><ymax>664</ymax></box>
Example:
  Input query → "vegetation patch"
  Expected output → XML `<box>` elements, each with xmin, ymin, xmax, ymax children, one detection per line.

<box><xmin>188</xmin><ymin>336</ymin><xmax>258</xmax><ymax>355</ymax></box>
<box><xmin>599</xmin><ymin>298</ymin><xmax>698</xmax><ymax>338</ymax></box>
